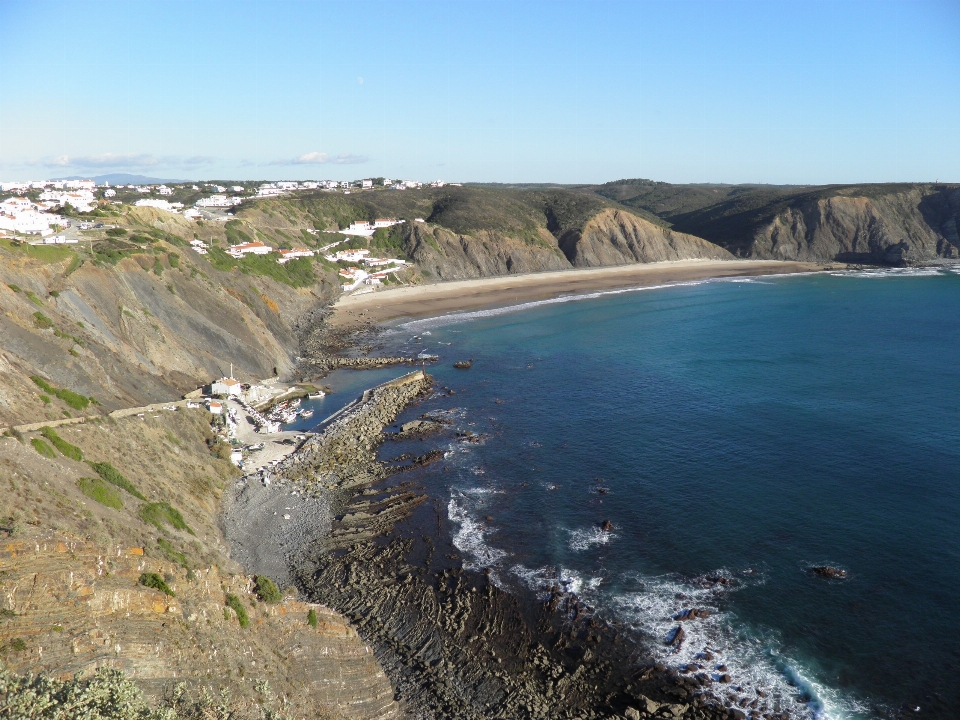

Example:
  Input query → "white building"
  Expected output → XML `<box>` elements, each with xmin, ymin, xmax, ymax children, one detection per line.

<box><xmin>0</xmin><ymin>198</ymin><xmax>65</xmax><ymax>235</ymax></box>
<box><xmin>277</xmin><ymin>181</ymin><xmax>299</xmax><ymax>190</ymax></box>
<box><xmin>361</xmin><ymin>179</ymin><xmax>373</xmax><ymax>189</ymax></box>
<box><xmin>211</xmin><ymin>376</ymin><xmax>243</xmax><ymax>396</ymax></box>
<box><xmin>277</xmin><ymin>248</ymin><xmax>315</xmax><ymax>264</ymax></box>
<box><xmin>66</xmin><ymin>180</ymin><xmax>95</xmax><ymax>190</ymax></box>
<box><xmin>30</xmin><ymin>235</ymin><xmax>78</xmax><ymax>245</ymax></box>
<box><xmin>227</xmin><ymin>241</ymin><xmax>272</xmax><ymax>258</ymax></box>
<box><xmin>134</xmin><ymin>199</ymin><xmax>183</xmax><ymax>212</ymax></box>
<box><xmin>103</xmin><ymin>188</ymin><xmax>117</xmax><ymax>198</ymax></box>
<box><xmin>231</xmin><ymin>185</ymin><xmax>244</xmax><ymax>192</ymax></box>
<box><xmin>301</xmin><ymin>181</ymin><xmax>318</xmax><ymax>189</ymax></box>
<box><xmin>157</xmin><ymin>185</ymin><xmax>173</xmax><ymax>195</ymax></box>
<box><xmin>196</xmin><ymin>194</ymin><xmax>242</xmax><ymax>207</ymax></box>
<box><xmin>331</xmin><ymin>248</ymin><xmax>370</xmax><ymax>262</ymax></box>
<box><xmin>188</xmin><ymin>238</ymin><xmax>208</xmax><ymax>254</ymax></box>
<box><xmin>257</xmin><ymin>185</ymin><xmax>286</xmax><ymax>197</ymax></box>
<box><xmin>374</xmin><ymin>218</ymin><xmax>403</xmax><ymax>228</ymax></box>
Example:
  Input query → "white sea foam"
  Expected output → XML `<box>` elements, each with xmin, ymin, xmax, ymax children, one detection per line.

<box><xmin>568</xmin><ymin>526</ymin><xmax>617</xmax><ymax>551</ymax></box>
<box><xmin>447</xmin><ymin>493</ymin><xmax>506</xmax><ymax>569</ymax></box>
<box><xmin>830</xmin><ymin>266</ymin><xmax>948</xmax><ymax>279</ymax></box>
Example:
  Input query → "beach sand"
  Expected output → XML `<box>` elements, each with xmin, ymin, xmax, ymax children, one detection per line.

<box><xmin>329</xmin><ymin>259</ymin><xmax>830</xmax><ymax>327</ymax></box>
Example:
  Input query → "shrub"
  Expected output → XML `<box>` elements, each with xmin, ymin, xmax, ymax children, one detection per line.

<box><xmin>40</xmin><ymin>427</ymin><xmax>83</xmax><ymax>461</ymax></box>
<box><xmin>88</xmin><ymin>460</ymin><xmax>146</xmax><ymax>499</ymax></box>
<box><xmin>7</xmin><ymin>284</ymin><xmax>21</xmax><ymax>292</ymax></box>
<box><xmin>39</xmin><ymin>394</ymin><xmax>50</xmax><ymax>404</ymax></box>
<box><xmin>254</xmin><ymin>575</ymin><xmax>282</xmax><ymax>603</ymax></box>
<box><xmin>30</xmin><ymin>438</ymin><xmax>57</xmax><ymax>459</ymax></box>
<box><xmin>307</xmin><ymin>608</ymin><xmax>318</xmax><ymax>627</ymax></box>
<box><xmin>78</xmin><ymin>477</ymin><xmax>123</xmax><ymax>509</ymax></box>
<box><xmin>105</xmin><ymin>227</ymin><xmax>128</xmax><ymax>237</ymax></box>
<box><xmin>25</xmin><ymin>290</ymin><xmax>44</xmax><ymax>307</ymax></box>
<box><xmin>138</xmin><ymin>572</ymin><xmax>175</xmax><ymax>597</ymax></box>
<box><xmin>29</xmin><ymin>376</ymin><xmax>91</xmax><ymax>410</ymax></box>
<box><xmin>32</xmin><ymin>311</ymin><xmax>54</xmax><ymax>329</ymax></box>
<box><xmin>1</xmin><ymin>637</ymin><xmax>27</xmax><ymax>653</ymax></box>
<box><xmin>156</xmin><ymin>537</ymin><xmax>189</xmax><ymax>568</ymax></box>
<box><xmin>168</xmin><ymin>252</ymin><xmax>179</xmax><ymax>269</ymax></box>
<box><xmin>224</xmin><ymin>593</ymin><xmax>250</xmax><ymax>628</ymax></box>
<box><xmin>139</xmin><ymin>502</ymin><xmax>194</xmax><ymax>535</ymax></box>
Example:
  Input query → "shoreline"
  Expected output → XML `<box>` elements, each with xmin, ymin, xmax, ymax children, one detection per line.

<box><xmin>329</xmin><ymin>259</ymin><xmax>831</xmax><ymax>329</ymax></box>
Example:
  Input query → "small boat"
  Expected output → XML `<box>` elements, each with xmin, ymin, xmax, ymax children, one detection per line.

<box><xmin>299</xmin><ymin>409</ymin><xmax>314</xmax><ymax>419</ymax></box>
<box><xmin>453</xmin><ymin>360</ymin><xmax>472</xmax><ymax>369</ymax></box>
<box><xmin>417</xmin><ymin>351</ymin><xmax>439</xmax><ymax>361</ymax></box>
<box><xmin>308</xmin><ymin>391</ymin><xmax>326</xmax><ymax>399</ymax></box>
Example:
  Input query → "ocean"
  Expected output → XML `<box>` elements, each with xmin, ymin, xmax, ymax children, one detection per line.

<box><xmin>309</xmin><ymin>268</ymin><xmax>960</xmax><ymax>719</ymax></box>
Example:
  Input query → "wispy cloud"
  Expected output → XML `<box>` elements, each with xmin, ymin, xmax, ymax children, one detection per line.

<box><xmin>30</xmin><ymin>153</ymin><xmax>217</xmax><ymax>169</ymax></box>
<box><xmin>36</xmin><ymin>153</ymin><xmax>160</xmax><ymax>169</ymax></box>
<box><xmin>182</xmin><ymin>155</ymin><xmax>215</xmax><ymax>166</ymax></box>
<box><xmin>270</xmin><ymin>151</ymin><xmax>368</xmax><ymax>166</ymax></box>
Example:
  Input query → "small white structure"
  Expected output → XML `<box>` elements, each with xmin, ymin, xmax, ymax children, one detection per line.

<box><xmin>361</xmin><ymin>179</ymin><xmax>373</xmax><ymax>189</ymax></box>
<box><xmin>211</xmin><ymin>376</ymin><xmax>243</xmax><ymax>396</ymax></box>
<box><xmin>134</xmin><ymin>199</ymin><xmax>183</xmax><ymax>212</ymax></box>
<box><xmin>227</xmin><ymin>241</ymin><xmax>272</xmax><ymax>258</ymax></box>
<box><xmin>278</xmin><ymin>248</ymin><xmax>314</xmax><ymax>264</ymax></box>
<box><xmin>188</xmin><ymin>238</ymin><xmax>208</xmax><ymax>254</ymax></box>
<box><xmin>157</xmin><ymin>185</ymin><xmax>173</xmax><ymax>195</ymax></box>
<box><xmin>103</xmin><ymin>188</ymin><xmax>117</xmax><ymax>198</ymax></box>
<box><xmin>331</xmin><ymin>248</ymin><xmax>370</xmax><ymax>262</ymax></box>
<box><xmin>257</xmin><ymin>185</ymin><xmax>286</xmax><ymax>197</ymax></box>
<box><xmin>196</xmin><ymin>194</ymin><xmax>242</xmax><ymax>208</ymax></box>
<box><xmin>208</xmin><ymin>400</ymin><xmax>223</xmax><ymax>415</ymax></box>
<box><xmin>183</xmin><ymin>208</ymin><xmax>202</xmax><ymax>221</ymax></box>
<box><xmin>230</xmin><ymin>448</ymin><xmax>243</xmax><ymax>466</ymax></box>
<box><xmin>231</xmin><ymin>185</ymin><xmax>244</xmax><ymax>192</ymax></box>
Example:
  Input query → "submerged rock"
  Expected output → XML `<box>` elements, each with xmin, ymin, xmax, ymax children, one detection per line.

<box><xmin>812</xmin><ymin>565</ymin><xmax>848</xmax><ymax>579</ymax></box>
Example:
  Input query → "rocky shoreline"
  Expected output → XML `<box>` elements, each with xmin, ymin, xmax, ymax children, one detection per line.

<box><xmin>218</xmin><ymin>363</ymin><xmax>776</xmax><ymax>720</ymax></box>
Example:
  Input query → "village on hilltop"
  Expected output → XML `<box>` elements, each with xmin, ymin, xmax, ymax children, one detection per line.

<box><xmin>0</xmin><ymin>177</ymin><xmax>455</xmax><ymax>290</ymax></box>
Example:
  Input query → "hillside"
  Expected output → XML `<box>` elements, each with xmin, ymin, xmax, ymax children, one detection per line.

<box><xmin>0</xmin><ymin>410</ymin><xmax>397</xmax><ymax>719</ymax></box>
<box><xmin>590</xmin><ymin>180</ymin><xmax>960</xmax><ymax>264</ymax></box>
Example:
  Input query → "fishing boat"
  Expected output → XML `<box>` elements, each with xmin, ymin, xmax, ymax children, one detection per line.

<box><xmin>308</xmin><ymin>391</ymin><xmax>326</xmax><ymax>399</ymax></box>
<box><xmin>300</xmin><ymin>408</ymin><xmax>314</xmax><ymax>419</ymax></box>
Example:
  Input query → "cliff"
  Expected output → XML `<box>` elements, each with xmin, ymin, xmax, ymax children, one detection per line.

<box><xmin>592</xmin><ymin>180</ymin><xmax>960</xmax><ymax>264</ymax></box>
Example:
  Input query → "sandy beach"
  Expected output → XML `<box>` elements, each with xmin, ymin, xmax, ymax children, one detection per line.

<box><xmin>330</xmin><ymin>259</ymin><xmax>830</xmax><ymax>327</ymax></box>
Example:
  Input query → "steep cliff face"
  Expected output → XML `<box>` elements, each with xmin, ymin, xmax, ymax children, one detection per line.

<box><xmin>559</xmin><ymin>208</ymin><xmax>733</xmax><ymax>266</ymax></box>
<box><xmin>0</xmin><ymin>238</ymin><xmax>335</xmax><ymax>427</ymax></box>
<box><xmin>749</xmin><ymin>187</ymin><xmax>960</xmax><ymax>264</ymax></box>
<box><xmin>401</xmin><ymin>223</ymin><xmax>571</xmax><ymax>280</ymax></box>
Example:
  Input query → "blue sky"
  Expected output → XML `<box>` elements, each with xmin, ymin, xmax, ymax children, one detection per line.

<box><xmin>1</xmin><ymin>0</ymin><xmax>958</xmax><ymax>184</ymax></box>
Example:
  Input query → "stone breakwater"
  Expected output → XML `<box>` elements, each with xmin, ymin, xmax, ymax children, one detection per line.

<box><xmin>256</xmin><ymin>369</ymin><xmax>754</xmax><ymax>720</ymax></box>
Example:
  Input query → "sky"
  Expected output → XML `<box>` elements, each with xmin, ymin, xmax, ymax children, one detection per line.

<box><xmin>1</xmin><ymin>0</ymin><xmax>958</xmax><ymax>184</ymax></box>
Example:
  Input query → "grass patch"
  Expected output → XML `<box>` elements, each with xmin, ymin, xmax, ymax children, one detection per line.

<box><xmin>87</xmin><ymin>460</ymin><xmax>146</xmax><ymax>500</ymax></box>
<box><xmin>78</xmin><ymin>477</ymin><xmax>123</xmax><ymax>509</ymax></box>
<box><xmin>7</xmin><ymin>284</ymin><xmax>21</xmax><ymax>293</ymax></box>
<box><xmin>139</xmin><ymin>572</ymin><xmax>175</xmax><ymax>597</ymax></box>
<box><xmin>24</xmin><ymin>290</ymin><xmax>44</xmax><ymax>307</ymax></box>
<box><xmin>139</xmin><ymin>502</ymin><xmax>194</xmax><ymax>535</ymax></box>
<box><xmin>29</xmin><ymin>375</ymin><xmax>92</xmax><ymax>410</ymax></box>
<box><xmin>254</xmin><ymin>575</ymin><xmax>282</xmax><ymax>603</ymax></box>
<box><xmin>157</xmin><ymin>537</ymin><xmax>189</xmax><ymax>568</ymax></box>
<box><xmin>65</xmin><ymin>254</ymin><xmax>82</xmax><ymax>275</ymax></box>
<box><xmin>168</xmin><ymin>252</ymin><xmax>179</xmax><ymax>269</ymax></box>
<box><xmin>224</xmin><ymin>593</ymin><xmax>250</xmax><ymax>628</ymax></box>
<box><xmin>307</xmin><ymin>608</ymin><xmax>318</xmax><ymax>627</ymax></box>
<box><xmin>21</xmin><ymin>244</ymin><xmax>75</xmax><ymax>264</ymax></box>
<box><xmin>32</xmin><ymin>311</ymin><xmax>54</xmax><ymax>329</ymax></box>
<box><xmin>40</xmin><ymin>427</ymin><xmax>83</xmax><ymax>461</ymax></box>
<box><xmin>30</xmin><ymin>438</ymin><xmax>57</xmax><ymax>459</ymax></box>
<box><xmin>39</xmin><ymin>394</ymin><xmax>50</xmax><ymax>404</ymax></box>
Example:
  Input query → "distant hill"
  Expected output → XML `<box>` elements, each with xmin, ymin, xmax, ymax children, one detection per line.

<box><xmin>52</xmin><ymin>173</ymin><xmax>182</xmax><ymax>185</ymax></box>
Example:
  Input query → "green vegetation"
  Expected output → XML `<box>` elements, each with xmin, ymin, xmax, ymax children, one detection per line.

<box><xmin>138</xmin><ymin>572</ymin><xmax>175</xmax><ymax>597</ymax></box>
<box><xmin>254</xmin><ymin>575</ymin><xmax>282</xmax><ymax>603</ymax></box>
<box><xmin>225</xmin><ymin>219</ymin><xmax>255</xmax><ymax>246</ymax></box>
<box><xmin>1</xmin><ymin>637</ymin><xmax>27</xmax><ymax>653</ymax></box>
<box><xmin>48</xmin><ymin>290</ymin><xmax>59</xmax><ymax>297</ymax></box>
<box><xmin>168</xmin><ymin>252</ymin><xmax>180</xmax><ymax>269</ymax></box>
<box><xmin>40</xmin><ymin>427</ymin><xmax>83</xmax><ymax>461</ymax></box>
<box><xmin>139</xmin><ymin>502</ymin><xmax>194</xmax><ymax>535</ymax></box>
<box><xmin>24</xmin><ymin>290</ymin><xmax>44</xmax><ymax>307</ymax></box>
<box><xmin>65</xmin><ymin>254</ymin><xmax>82</xmax><ymax>275</ymax></box>
<box><xmin>206</xmin><ymin>246</ymin><xmax>236</xmax><ymax>271</ymax></box>
<box><xmin>54</xmin><ymin>327</ymin><xmax>84</xmax><ymax>346</ymax></box>
<box><xmin>32</xmin><ymin>311</ymin><xmax>54</xmax><ymax>329</ymax></box>
<box><xmin>156</xmin><ymin>537</ymin><xmax>189</xmax><ymax>568</ymax></box>
<box><xmin>29</xmin><ymin>376</ymin><xmax>93</xmax><ymax>410</ymax></box>
<box><xmin>39</xmin><ymin>394</ymin><xmax>51</xmax><ymax>404</ymax></box>
<box><xmin>87</xmin><ymin>460</ymin><xmax>146</xmax><ymax>500</ymax></box>
<box><xmin>21</xmin><ymin>244</ymin><xmax>76</xmax><ymax>264</ymax></box>
<box><xmin>224</xmin><ymin>593</ymin><xmax>250</xmax><ymax>628</ymax></box>
<box><xmin>106</xmin><ymin>227</ymin><xmax>128</xmax><ymax>237</ymax></box>
<box><xmin>3</xmin><ymin>427</ymin><xmax>24</xmax><ymax>443</ymax></box>
<box><xmin>30</xmin><ymin>438</ymin><xmax>57</xmax><ymax>459</ymax></box>
<box><xmin>78</xmin><ymin>477</ymin><xmax>123</xmax><ymax>509</ymax></box>
<box><xmin>7</xmin><ymin>283</ymin><xmax>21</xmax><ymax>293</ymax></box>
<box><xmin>152</xmin><ymin>256</ymin><xmax>164</xmax><ymax>275</ymax></box>
<box><xmin>307</xmin><ymin>608</ymin><xmax>318</xmax><ymax>627</ymax></box>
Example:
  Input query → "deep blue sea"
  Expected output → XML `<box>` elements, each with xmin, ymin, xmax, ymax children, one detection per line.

<box><xmin>309</xmin><ymin>268</ymin><xmax>960</xmax><ymax>719</ymax></box>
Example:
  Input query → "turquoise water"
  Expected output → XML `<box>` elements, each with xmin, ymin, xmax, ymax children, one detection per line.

<box><xmin>383</xmin><ymin>268</ymin><xmax>960</xmax><ymax>719</ymax></box>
